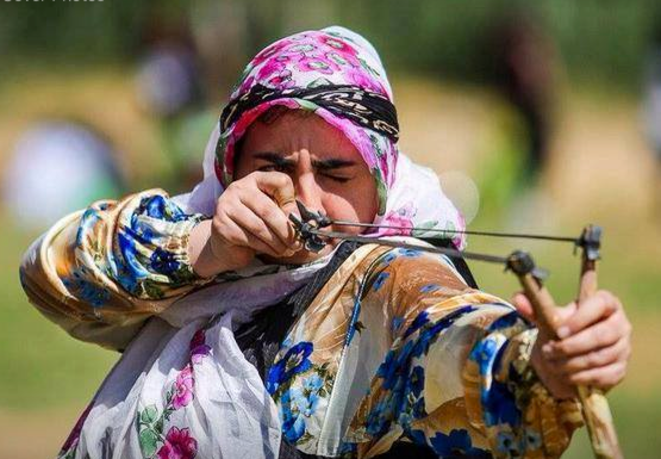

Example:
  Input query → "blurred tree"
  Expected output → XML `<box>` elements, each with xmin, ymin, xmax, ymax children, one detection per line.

<box><xmin>1</xmin><ymin>0</ymin><xmax>660</xmax><ymax>88</ymax></box>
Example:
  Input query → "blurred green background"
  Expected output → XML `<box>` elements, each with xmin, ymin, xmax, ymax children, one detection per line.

<box><xmin>1</xmin><ymin>0</ymin><xmax>660</xmax><ymax>457</ymax></box>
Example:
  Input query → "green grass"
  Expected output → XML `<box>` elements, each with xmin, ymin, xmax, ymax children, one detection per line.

<box><xmin>0</xmin><ymin>211</ymin><xmax>118</xmax><ymax>411</ymax></box>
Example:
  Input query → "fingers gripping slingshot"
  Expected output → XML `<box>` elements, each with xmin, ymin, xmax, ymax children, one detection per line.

<box><xmin>288</xmin><ymin>200</ymin><xmax>623</xmax><ymax>459</ymax></box>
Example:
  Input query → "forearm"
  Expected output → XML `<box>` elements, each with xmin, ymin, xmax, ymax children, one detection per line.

<box><xmin>457</xmin><ymin>309</ymin><xmax>583</xmax><ymax>458</ymax></box>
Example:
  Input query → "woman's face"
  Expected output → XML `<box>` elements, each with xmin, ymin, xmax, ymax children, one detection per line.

<box><xmin>234</xmin><ymin>109</ymin><xmax>378</xmax><ymax>262</ymax></box>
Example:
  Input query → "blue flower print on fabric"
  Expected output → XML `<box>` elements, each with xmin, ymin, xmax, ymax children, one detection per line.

<box><xmin>429</xmin><ymin>429</ymin><xmax>491</xmax><ymax>458</ymax></box>
<box><xmin>280</xmin><ymin>390</ymin><xmax>307</xmax><ymax>443</ymax></box>
<box><xmin>150</xmin><ymin>247</ymin><xmax>182</xmax><ymax>276</ymax></box>
<box><xmin>488</xmin><ymin>310</ymin><xmax>521</xmax><ymax>332</ymax></box>
<box><xmin>403</xmin><ymin>310</ymin><xmax>430</xmax><ymax>339</ymax></box>
<box><xmin>469</xmin><ymin>334</ymin><xmax>521</xmax><ymax>428</ymax></box>
<box><xmin>115</xmin><ymin>231</ymin><xmax>147</xmax><ymax>293</ymax></box>
<box><xmin>410</xmin><ymin>306</ymin><xmax>476</xmax><ymax>359</ymax></box>
<box><xmin>391</xmin><ymin>316</ymin><xmax>404</xmax><ymax>335</ymax></box>
<box><xmin>397</xmin><ymin>248</ymin><xmax>421</xmax><ymax>258</ymax></box>
<box><xmin>496</xmin><ymin>431</ymin><xmax>521</xmax><ymax>457</ymax></box>
<box><xmin>137</xmin><ymin>194</ymin><xmax>189</xmax><ymax>222</ymax></box>
<box><xmin>62</xmin><ymin>267</ymin><xmax>110</xmax><ymax>308</ymax></box>
<box><xmin>372</xmin><ymin>271</ymin><xmax>390</xmax><ymax>292</ymax></box>
<box><xmin>367</xmin><ymin>306</ymin><xmax>477</xmax><ymax>437</ymax></box>
<box><xmin>107</xmin><ymin>194</ymin><xmax>204</xmax><ymax>297</ymax></box>
<box><xmin>420</xmin><ymin>283</ymin><xmax>441</xmax><ymax>294</ymax></box>
<box><xmin>279</xmin><ymin>373</ymin><xmax>326</xmax><ymax>443</ymax></box>
<box><xmin>76</xmin><ymin>207</ymin><xmax>101</xmax><ymax>246</ymax></box>
<box><xmin>267</xmin><ymin>341</ymin><xmax>314</xmax><ymax>394</ymax></box>
<box><xmin>379</xmin><ymin>251</ymin><xmax>397</xmax><ymax>268</ymax></box>
<box><xmin>292</xmin><ymin>374</ymin><xmax>324</xmax><ymax>417</ymax></box>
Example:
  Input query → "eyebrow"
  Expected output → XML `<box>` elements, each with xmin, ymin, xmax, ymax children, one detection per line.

<box><xmin>253</xmin><ymin>152</ymin><xmax>357</xmax><ymax>170</ymax></box>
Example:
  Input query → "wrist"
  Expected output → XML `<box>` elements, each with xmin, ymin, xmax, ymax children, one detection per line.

<box><xmin>188</xmin><ymin>220</ymin><xmax>227</xmax><ymax>278</ymax></box>
<box><xmin>188</xmin><ymin>220</ymin><xmax>253</xmax><ymax>278</ymax></box>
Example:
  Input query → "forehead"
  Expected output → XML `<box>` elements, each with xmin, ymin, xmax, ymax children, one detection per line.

<box><xmin>240</xmin><ymin>109</ymin><xmax>362</xmax><ymax>161</ymax></box>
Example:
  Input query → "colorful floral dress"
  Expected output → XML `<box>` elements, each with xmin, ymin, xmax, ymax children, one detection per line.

<box><xmin>20</xmin><ymin>190</ymin><xmax>583</xmax><ymax>459</ymax></box>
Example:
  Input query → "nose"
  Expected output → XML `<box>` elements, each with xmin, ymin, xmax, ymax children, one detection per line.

<box><xmin>293</xmin><ymin>149</ymin><xmax>324</xmax><ymax>213</ymax></box>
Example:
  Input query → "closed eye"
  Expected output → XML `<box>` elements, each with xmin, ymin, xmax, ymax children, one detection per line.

<box><xmin>253</xmin><ymin>152</ymin><xmax>295</xmax><ymax>174</ymax></box>
<box><xmin>319</xmin><ymin>172</ymin><xmax>351</xmax><ymax>183</ymax></box>
<box><xmin>257</xmin><ymin>164</ymin><xmax>293</xmax><ymax>173</ymax></box>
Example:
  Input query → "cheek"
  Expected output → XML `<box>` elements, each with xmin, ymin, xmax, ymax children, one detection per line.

<box><xmin>320</xmin><ymin>176</ymin><xmax>378</xmax><ymax>226</ymax></box>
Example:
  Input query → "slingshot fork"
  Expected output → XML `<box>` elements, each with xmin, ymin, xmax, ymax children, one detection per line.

<box><xmin>574</xmin><ymin>225</ymin><xmax>623</xmax><ymax>459</ymax></box>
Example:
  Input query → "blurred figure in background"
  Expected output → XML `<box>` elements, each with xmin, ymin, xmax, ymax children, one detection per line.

<box><xmin>135</xmin><ymin>11</ymin><xmax>211</xmax><ymax>190</ymax></box>
<box><xmin>2</xmin><ymin>119</ymin><xmax>125</xmax><ymax>231</ymax></box>
<box><xmin>487</xmin><ymin>7</ymin><xmax>558</xmax><ymax>188</ymax></box>
<box><xmin>643</xmin><ymin>17</ymin><xmax>661</xmax><ymax>219</ymax></box>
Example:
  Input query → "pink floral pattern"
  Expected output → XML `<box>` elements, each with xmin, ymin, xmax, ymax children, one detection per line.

<box><xmin>156</xmin><ymin>427</ymin><xmax>198</xmax><ymax>459</ymax></box>
<box><xmin>216</xmin><ymin>28</ymin><xmax>397</xmax><ymax>211</ymax></box>
<box><xmin>172</xmin><ymin>365</ymin><xmax>194</xmax><ymax>410</ymax></box>
<box><xmin>295</xmin><ymin>55</ymin><xmax>338</xmax><ymax>74</ymax></box>
<box><xmin>215</xmin><ymin>26</ymin><xmax>467</xmax><ymax>248</ymax></box>
<box><xmin>381</xmin><ymin>203</ymin><xmax>415</xmax><ymax>236</ymax></box>
<box><xmin>190</xmin><ymin>329</ymin><xmax>211</xmax><ymax>364</ymax></box>
<box><xmin>317</xmin><ymin>34</ymin><xmax>358</xmax><ymax>57</ymax></box>
<box><xmin>135</xmin><ymin>328</ymin><xmax>211</xmax><ymax>459</ymax></box>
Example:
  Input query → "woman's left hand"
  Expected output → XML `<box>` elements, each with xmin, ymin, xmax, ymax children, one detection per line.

<box><xmin>512</xmin><ymin>290</ymin><xmax>632</xmax><ymax>399</ymax></box>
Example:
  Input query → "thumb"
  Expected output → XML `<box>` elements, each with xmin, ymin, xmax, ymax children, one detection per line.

<box><xmin>270</xmin><ymin>180</ymin><xmax>298</xmax><ymax>219</ymax></box>
<box><xmin>272</xmin><ymin>186</ymin><xmax>302</xmax><ymax>248</ymax></box>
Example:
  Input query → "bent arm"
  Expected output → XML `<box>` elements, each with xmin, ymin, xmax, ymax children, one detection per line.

<box><xmin>350</xmin><ymin>249</ymin><xmax>583</xmax><ymax>458</ymax></box>
<box><xmin>19</xmin><ymin>189</ymin><xmax>213</xmax><ymax>351</ymax></box>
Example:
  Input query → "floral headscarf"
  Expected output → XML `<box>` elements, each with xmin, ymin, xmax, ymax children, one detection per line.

<box><xmin>187</xmin><ymin>26</ymin><xmax>466</xmax><ymax>248</ymax></box>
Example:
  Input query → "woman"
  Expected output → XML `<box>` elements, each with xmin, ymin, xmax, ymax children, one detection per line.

<box><xmin>20</xmin><ymin>27</ymin><xmax>631</xmax><ymax>459</ymax></box>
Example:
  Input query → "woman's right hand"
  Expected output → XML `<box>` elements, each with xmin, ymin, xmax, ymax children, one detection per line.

<box><xmin>190</xmin><ymin>171</ymin><xmax>302</xmax><ymax>277</ymax></box>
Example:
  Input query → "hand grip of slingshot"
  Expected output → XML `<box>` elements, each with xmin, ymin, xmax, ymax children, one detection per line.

<box><xmin>506</xmin><ymin>243</ymin><xmax>622</xmax><ymax>459</ymax></box>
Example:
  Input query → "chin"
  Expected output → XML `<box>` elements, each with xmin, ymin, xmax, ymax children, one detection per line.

<box><xmin>259</xmin><ymin>244</ymin><xmax>335</xmax><ymax>265</ymax></box>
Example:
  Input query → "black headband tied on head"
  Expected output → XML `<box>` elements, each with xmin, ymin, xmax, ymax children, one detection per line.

<box><xmin>219</xmin><ymin>84</ymin><xmax>400</xmax><ymax>143</ymax></box>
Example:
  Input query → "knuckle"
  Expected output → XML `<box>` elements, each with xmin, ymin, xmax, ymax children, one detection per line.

<box><xmin>260</xmin><ymin>204</ymin><xmax>279</xmax><ymax>222</ymax></box>
<box><xmin>211</xmin><ymin>215</ymin><xmax>225</xmax><ymax>233</ymax></box>
<box><xmin>247</xmin><ymin>218</ymin><xmax>267</xmax><ymax>236</ymax></box>
<box><xmin>226</xmin><ymin>180</ymin><xmax>241</xmax><ymax>192</ymax></box>
<box><xmin>596</xmin><ymin>327</ymin><xmax>615</xmax><ymax>347</ymax></box>
<box><xmin>603</xmin><ymin>372</ymin><xmax>617</xmax><ymax>387</ymax></box>
<box><xmin>596</xmin><ymin>289</ymin><xmax>613</xmax><ymax>303</ymax></box>
<box><xmin>592</xmin><ymin>327</ymin><xmax>607</xmax><ymax>347</ymax></box>
<box><xmin>585</xmin><ymin>351</ymin><xmax>599</xmax><ymax>368</ymax></box>
<box><xmin>570</xmin><ymin>372</ymin><xmax>585</xmax><ymax>385</ymax></box>
<box><xmin>595</xmin><ymin>347</ymin><xmax>614</xmax><ymax>366</ymax></box>
<box><xmin>617</xmin><ymin>364</ymin><xmax>627</xmax><ymax>382</ymax></box>
<box><xmin>623</xmin><ymin>320</ymin><xmax>633</xmax><ymax>336</ymax></box>
<box><xmin>555</xmin><ymin>341</ymin><xmax>570</xmax><ymax>356</ymax></box>
<box><xmin>275</xmin><ymin>171</ymin><xmax>292</xmax><ymax>184</ymax></box>
<box><xmin>566</xmin><ymin>358</ymin><xmax>582</xmax><ymax>373</ymax></box>
<box><xmin>624</xmin><ymin>345</ymin><xmax>633</xmax><ymax>361</ymax></box>
<box><xmin>276</xmin><ymin>173</ymin><xmax>294</xmax><ymax>190</ymax></box>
